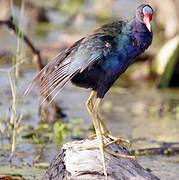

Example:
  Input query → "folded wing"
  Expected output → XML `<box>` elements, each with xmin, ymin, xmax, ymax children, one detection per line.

<box><xmin>24</xmin><ymin>35</ymin><xmax>112</xmax><ymax>104</ymax></box>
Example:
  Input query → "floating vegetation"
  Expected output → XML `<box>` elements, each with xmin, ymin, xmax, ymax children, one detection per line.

<box><xmin>102</xmin><ymin>101</ymin><xmax>112</xmax><ymax>113</ymax></box>
<box><xmin>0</xmin><ymin>165</ymin><xmax>45</xmax><ymax>180</ymax></box>
<box><xmin>0</xmin><ymin>0</ymin><xmax>179</xmax><ymax>179</ymax></box>
<box><xmin>54</xmin><ymin>119</ymin><xmax>84</xmax><ymax>145</ymax></box>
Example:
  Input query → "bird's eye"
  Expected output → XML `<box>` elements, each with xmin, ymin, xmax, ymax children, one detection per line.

<box><xmin>143</xmin><ymin>6</ymin><xmax>153</xmax><ymax>15</ymax></box>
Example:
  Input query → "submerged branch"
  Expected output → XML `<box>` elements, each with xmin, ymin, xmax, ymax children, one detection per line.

<box><xmin>0</xmin><ymin>16</ymin><xmax>43</xmax><ymax>70</ymax></box>
<box><xmin>0</xmin><ymin>16</ymin><xmax>65</xmax><ymax>119</ymax></box>
<box><xmin>134</xmin><ymin>142</ymin><xmax>179</xmax><ymax>156</ymax></box>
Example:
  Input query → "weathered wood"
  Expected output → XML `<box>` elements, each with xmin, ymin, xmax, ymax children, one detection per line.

<box><xmin>42</xmin><ymin>137</ymin><xmax>160</xmax><ymax>180</ymax></box>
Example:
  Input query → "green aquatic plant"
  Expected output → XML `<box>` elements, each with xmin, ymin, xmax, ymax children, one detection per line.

<box><xmin>54</xmin><ymin>119</ymin><xmax>83</xmax><ymax>145</ymax></box>
<box><xmin>2</xmin><ymin>0</ymin><xmax>26</xmax><ymax>162</ymax></box>
<box><xmin>22</xmin><ymin>123</ymin><xmax>53</xmax><ymax>144</ymax></box>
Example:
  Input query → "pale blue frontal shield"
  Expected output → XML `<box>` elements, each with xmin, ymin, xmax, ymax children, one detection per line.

<box><xmin>143</xmin><ymin>6</ymin><xmax>153</xmax><ymax>15</ymax></box>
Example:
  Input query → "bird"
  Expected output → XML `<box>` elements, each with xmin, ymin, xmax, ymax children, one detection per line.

<box><xmin>25</xmin><ymin>4</ymin><xmax>153</xmax><ymax>177</ymax></box>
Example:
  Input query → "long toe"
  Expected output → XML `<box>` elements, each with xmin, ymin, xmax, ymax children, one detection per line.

<box><xmin>86</xmin><ymin>134</ymin><xmax>131</xmax><ymax>150</ymax></box>
<box><xmin>86</xmin><ymin>134</ymin><xmax>97</xmax><ymax>140</ymax></box>
<box><xmin>106</xmin><ymin>134</ymin><xmax>131</xmax><ymax>144</ymax></box>
<box><xmin>104</xmin><ymin>148</ymin><xmax>136</xmax><ymax>160</ymax></box>
<box><xmin>81</xmin><ymin>141</ymin><xmax>136</xmax><ymax>161</ymax></box>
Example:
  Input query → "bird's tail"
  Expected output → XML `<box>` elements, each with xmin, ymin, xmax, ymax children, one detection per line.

<box><xmin>24</xmin><ymin>51</ymin><xmax>79</xmax><ymax>105</ymax></box>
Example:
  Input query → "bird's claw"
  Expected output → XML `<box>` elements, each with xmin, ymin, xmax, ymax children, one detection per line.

<box><xmin>81</xmin><ymin>144</ymin><xmax>136</xmax><ymax>161</ymax></box>
<box><xmin>86</xmin><ymin>133</ymin><xmax>131</xmax><ymax>150</ymax></box>
<box><xmin>106</xmin><ymin>134</ymin><xmax>132</xmax><ymax>150</ymax></box>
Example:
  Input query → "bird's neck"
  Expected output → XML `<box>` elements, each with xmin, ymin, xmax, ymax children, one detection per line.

<box><xmin>126</xmin><ymin>18</ymin><xmax>153</xmax><ymax>50</ymax></box>
<box><xmin>128</xmin><ymin>18</ymin><xmax>149</xmax><ymax>33</ymax></box>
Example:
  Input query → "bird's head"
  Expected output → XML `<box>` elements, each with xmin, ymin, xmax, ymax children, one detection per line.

<box><xmin>136</xmin><ymin>4</ymin><xmax>153</xmax><ymax>32</ymax></box>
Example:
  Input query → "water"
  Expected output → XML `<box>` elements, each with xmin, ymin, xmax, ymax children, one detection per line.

<box><xmin>0</xmin><ymin>67</ymin><xmax>179</xmax><ymax>179</ymax></box>
<box><xmin>0</xmin><ymin>0</ymin><xmax>179</xmax><ymax>179</ymax></box>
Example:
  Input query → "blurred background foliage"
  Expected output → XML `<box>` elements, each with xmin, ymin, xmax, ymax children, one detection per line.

<box><xmin>0</xmin><ymin>0</ymin><xmax>179</xmax><ymax>179</ymax></box>
<box><xmin>0</xmin><ymin>0</ymin><xmax>179</xmax><ymax>86</ymax></box>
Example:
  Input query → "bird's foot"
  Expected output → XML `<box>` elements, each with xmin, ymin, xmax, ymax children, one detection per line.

<box><xmin>105</xmin><ymin>148</ymin><xmax>136</xmax><ymax>160</ymax></box>
<box><xmin>82</xmin><ymin>140</ymin><xmax>136</xmax><ymax>160</ymax></box>
<box><xmin>86</xmin><ymin>134</ymin><xmax>98</xmax><ymax>140</ymax></box>
<box><xmin>105</xmin><ymin>133</ymin><xmax>131</xmax><ymax>150</ymax></box>
<box><xmin>86</xmin><ymin>133</ymin><xmax>131</xmax><ymax>150</ymax></box>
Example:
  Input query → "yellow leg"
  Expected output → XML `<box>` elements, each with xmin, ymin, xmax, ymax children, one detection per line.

<box><xmin>86</xmin><ymin>94</ymin><xmax>107</xmax><ymax>176</ymax></box>
<box><xmin>85</xmin><ymin>91</ymin><xmax>96</xmax><ymax>115</ymax></box>
<box><xmin>87</xmin><ymin>96</ymin><xmax>131</xmax><ymax>147</ymax></box>
<box><xmin>85</xmin><ymin>93</ymin><xmax>107</xmax><ymax>176</ymax></box>
<box><xmin>86</xmin><ymin>91</ymin><xmax>108</xmax><ymax>135</ymax></box>
<box><xmin>92</xmin><ymin>98</ymin><xmax>107</xmax><ymax>176</ymax></box>
<box><xmin>97</xmin><ymin>113</ymin><xmax>109</xmax><ymax>135</ymax></box>
<box><xmin>85</xmin><ymin>92</ymin><xmax>136</xmax><ymax>176</ymax></box>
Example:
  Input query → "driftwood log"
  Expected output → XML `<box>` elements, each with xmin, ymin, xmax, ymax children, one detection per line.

<box><xmin>42</xmin><ymin>137</ymin><xmax>159</xmax><ymax>180</ymax></box>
